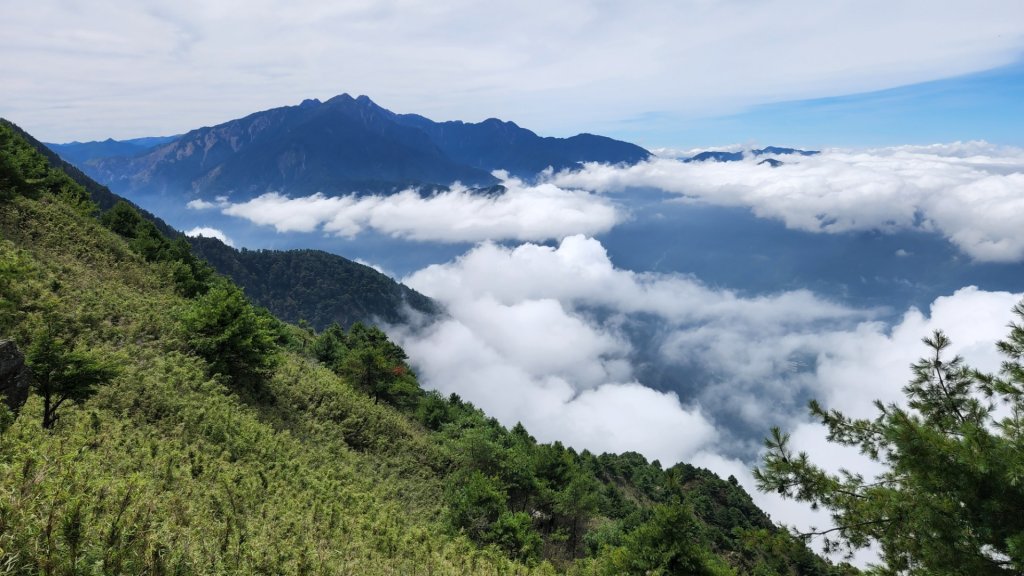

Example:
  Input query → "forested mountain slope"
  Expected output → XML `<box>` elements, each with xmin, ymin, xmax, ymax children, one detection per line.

<box><xmin>0</xmin><ymin>119</ymin><xmax>853</xmax><ymax>575</ymax></box>
<box><xmin>188</xmin><ymin>235</ymin><xmax>438</xmax><ymax>330</ymax></box>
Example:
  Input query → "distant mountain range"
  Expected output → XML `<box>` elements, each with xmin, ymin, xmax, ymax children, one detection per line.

<box><xmin>46</xmin><ymin>135</ymin><xmax>179</xmax><ymax>166</ymax></box>
<box><xmin>47</xmin><ymin>94</ymin><xmax>650</xmax><ymax>200</ymax></box>
<box><xmin>683</xmin><ymin>146</ymin><xmax>818</xmax><ymax>164</ymax></box>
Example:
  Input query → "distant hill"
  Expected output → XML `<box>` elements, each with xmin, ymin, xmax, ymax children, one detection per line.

<box><xmin>55</xmin><ymin>95</ymin><xmax>650</xmax><ymax>201</ymax></box>
<box><xmin>188</xmin><ymin>235</ymin><xmax>439</xmax><ymax>330</ymax></box>
<box><xmin>8</xmin><ymin>118</ymin><xmax>437</xmax><ymax>331</ymax></box>
<box><xmin>45</xmin><ymin>135</ymin><xmax>178</xmax><ymax>166</ymax></box>
<box><xmin>684</xmin><ymin>146</ymin><xmax>819</xmax><ymax>163</ymax></box>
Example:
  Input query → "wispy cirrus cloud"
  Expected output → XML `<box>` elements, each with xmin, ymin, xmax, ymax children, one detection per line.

<box><xmin>5</xmin><ymin>1</ymin><xmax>1023</xmax><ymax>143</ymax></box>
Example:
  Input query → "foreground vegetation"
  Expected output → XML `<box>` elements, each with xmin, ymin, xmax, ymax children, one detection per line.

<box><xmin>0</xmin><ymin>118</ymin><xmax>848</xmax><ymax>574</ymax></box>
<box><xmin>758</xmin><ymin>314</ymin><xmax>1024</xmax><ymax>574</ymax></box>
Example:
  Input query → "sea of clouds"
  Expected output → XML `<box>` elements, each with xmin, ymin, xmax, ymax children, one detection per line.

<box><xmin>393</xmin><ymin>234</ymin><xmax>1018</xmax><ymax>562</ymax></box>
<box><xmin>196</xmin><ymin>142</ymin><xmax>1024</xmax><ymax>260</ymax></box>
<box><xmin>191</xmin><ymin>143</ymin><xmax>1024</xmax><ymax>555</ymax></box>
<box><xmin>553</xmin><ymin>142</ymin><xmax>1024</xmax><ymax>262</ymax></box>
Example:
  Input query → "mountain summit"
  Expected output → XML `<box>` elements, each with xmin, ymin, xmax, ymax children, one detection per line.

<box><xmin>59</xmin><ymin>95</ymin><xmax>650</xmax><ymax>200</ymax></box>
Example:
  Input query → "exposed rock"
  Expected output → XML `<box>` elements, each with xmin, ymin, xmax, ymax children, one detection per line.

<box><xmin>0</xmin><ymin>340</ymin><xmax>30</xmax><ymax>412</ymax></box>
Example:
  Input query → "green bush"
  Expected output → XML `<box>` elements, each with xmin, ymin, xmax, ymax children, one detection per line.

<box><xmin>180</xmin><ymin>281</ymin><xmax>278</xmax><ymax>385</ymax></box>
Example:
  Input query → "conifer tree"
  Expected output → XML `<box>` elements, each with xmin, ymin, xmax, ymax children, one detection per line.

<box><xmin>181</xmin><ymin>282</ymin><xmax>277</xmax><ymax>384</ymax></box>
<box><xmin>756</xmin><ymin>301</ymin><xmax>1024</xmax><ymax>574</ymax></box>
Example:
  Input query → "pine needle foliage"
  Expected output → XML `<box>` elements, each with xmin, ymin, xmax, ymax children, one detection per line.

<box><xmin>756</xmin><ymin>318</ymin><xmax>1024</xmax><ymax>574</ymax></box>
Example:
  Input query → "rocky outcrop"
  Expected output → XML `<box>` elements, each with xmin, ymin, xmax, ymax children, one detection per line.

<box><xmin>0</xmin><ymin>340</ymin><xmax>30</xmax><ymax>412</ymax></box>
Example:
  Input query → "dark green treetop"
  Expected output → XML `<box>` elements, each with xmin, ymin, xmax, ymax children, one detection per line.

<box><xmin>25</xmin><ymin>322</ymin><xmax>116</xmax><ymax>429</ymax></box>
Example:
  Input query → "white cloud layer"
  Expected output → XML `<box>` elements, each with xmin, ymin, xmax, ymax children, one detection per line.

<box><xmin>693</xmin><ymin>285</ymin><xmax>1020</xmax><ymax>563</ymax></box>
<box><xmin>4</xmin><ymin>1</ymin><xmax>1023</xmax><ymax>142</ymax></box>
<box><xmin>397</xmin><ymin>235</ymin><xmax>852</xmax><ymax>463</ymax></box>
<box><xmin>219</xmin><ymin>180</ymin><xmax>619</xmax><ymax>243</ymax></box>
<box><xmin>393</xmin><ymin>234</ymin><xmax>1022</xmax><ymax>561</ymax></box>
<box><xmin>551</xmin><ymin>142</ymin><xmax>1024</xmax><ymax>262</ymax></box>
<box><xmin>186</xmin><ymin>199</ymin><xmax>219</xmax><ymax>210</ymax></box>
<box><xmin>184</xmin><ymin>226</ymin><xmax>234</xmax><ymax>247</ymax></box>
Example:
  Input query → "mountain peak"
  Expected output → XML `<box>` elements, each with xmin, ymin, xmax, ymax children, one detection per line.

<box><xmin>321</xmin><ymin>93</ymin><xmax>389</xmax><ymax>114</ymax></box>
<box><xmin>55</xmin><ymin>96</ymin><xmax>651</xmax><ymax>198</ymax></box>
<box><xmin>481</xmin><ymin>117</ymin><xmax>516</xmax><ymax>127</ymax></box>
<box><xmin>324</xmin><ymin>93</ymin><xmax>355</xmax><ymax>104</ymax></box>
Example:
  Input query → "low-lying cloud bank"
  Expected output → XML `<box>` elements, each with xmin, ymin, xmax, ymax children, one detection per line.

<box><xmin>551</xmin><ymin>142</ymin><xmax>1024</xmax><ymax>262</ymax></box>
<box><xmin>196</xmin><ymin>178</ymin><xmax>619</xmax><ymax>243</ymax></box>
<box><xmin>199</xmin><ymin>143</ymin><xmax>1024</xmax><ymax>262</ymax></box>
<box><xmin>392</xmin><ymin>234</ymin><xmax>1022</xmax><ymax>548</ymax></box>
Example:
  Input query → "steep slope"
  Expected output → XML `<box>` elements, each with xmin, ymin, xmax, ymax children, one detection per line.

<box><xmin>9</xmin><ymin>119</ymin><xmax>438</xmax><ymax>331</ymax></box>
<box><xmin>1</xmin><ymin>120</ymin><xmax>513</xmax><ymax>574</ymax></box>
<box><xmin>188</xmin><ymin>235</ymin><xmax>439</xmax><ymax>329</ymax></box>
<box><xmin>6</xmin><ymin>120</ymin><xmax>181</xmax><ymax>238</ymax></box>
<box><xmin>0</xmin><ymin>119</ymin><xmax>853</xmax><ymax>575</ymax></box>
<box><xmin>61</xmin><ymin>95</ymin><xmax>649</xmax><ymax>200</ymax></box>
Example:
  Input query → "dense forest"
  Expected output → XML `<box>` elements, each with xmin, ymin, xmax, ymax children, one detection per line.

<box><xmin>0</xmin><ymin>118</ymin><xmax>855</xmax><ymax>574</ymax></box>
<box><xmin>187</xmin><ymin>236</ymin><xmax>438</xmax><ymax>331</ymax></box>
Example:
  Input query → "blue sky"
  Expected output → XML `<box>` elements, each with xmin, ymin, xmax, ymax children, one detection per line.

<box><xmin>623</xmin><ymin>59</ymin><xmax>1024</xmax><ymax>150</ymax></box>
<box><xmin>2</xmin><ymin>1</ymin><xmax>1023</xmax><ymax>147</ymax></box>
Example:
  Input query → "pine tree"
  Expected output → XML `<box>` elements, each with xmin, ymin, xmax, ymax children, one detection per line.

<box><xmin>755</xmin><ymin>301</ymin><xmax>1024</xmax><ymax>574</ymax></box>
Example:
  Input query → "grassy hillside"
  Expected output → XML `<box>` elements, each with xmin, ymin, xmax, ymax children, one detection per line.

<box><xmin>0</xmin><ymin>119</ymin><xmax>854</xmax><ymax>575</ymax></box>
